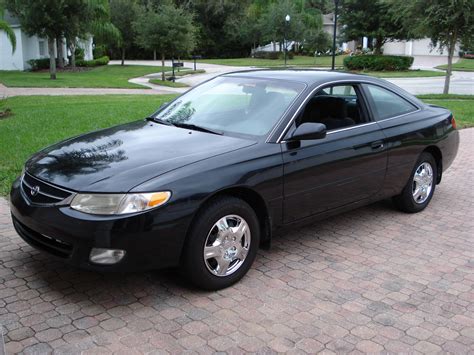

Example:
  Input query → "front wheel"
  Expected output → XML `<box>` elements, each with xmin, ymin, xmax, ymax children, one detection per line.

<box><xmin>180</xmin><ymin>196</ymin><xmax>260</xmax><ymax>290</ymax></box>
<box><xmin>393</xmin><ymin>152</ymin><xmax>437</xmax><ymax>213</ymax></box>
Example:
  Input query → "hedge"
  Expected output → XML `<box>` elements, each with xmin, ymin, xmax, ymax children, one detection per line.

<box><xmin>76</xmin><ymin>56</ymin><xmax>110</xmax><ymax>67</ymax></box>
<box><xmin>344</xmin><ymin>55</ymin><xmax>414</xmax><ymax>71</ymax></box>
<box><xmin>253</xmin><ymin>51</ymin><xmax>294</xmax><ymax>60</ymax></box>
<box><xmin>27</xmin><ymin>58</ymin><xmax>51</xmax><ymax>71</ymax></box>
<box><xmin>27</xmin><ymin>56</ymin><xmax>110</xmax><ymax>70</ymax></box>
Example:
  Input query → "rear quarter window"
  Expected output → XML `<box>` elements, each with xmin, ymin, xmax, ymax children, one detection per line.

<box><xmin>365</xmin><ymin>84</ymin><xmax>417</xmax><ymax>120</ymax></box>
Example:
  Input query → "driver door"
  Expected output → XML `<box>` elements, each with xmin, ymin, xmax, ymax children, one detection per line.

<box><xmin>281</xmin><ymin>83</ymin><xmax>388</xmax><ymax>223</ymax></box>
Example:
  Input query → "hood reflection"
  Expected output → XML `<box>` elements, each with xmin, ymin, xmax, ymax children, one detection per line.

<box><xmin>35</xmin><ymin>139</ymin><xmax>127</xmax><ymax>181</ymax></box>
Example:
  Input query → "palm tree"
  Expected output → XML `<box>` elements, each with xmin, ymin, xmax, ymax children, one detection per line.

<box><xmin>0</xmin><ymin>3</ymin><xmax>16</xmax><ymax>52</ymax></box>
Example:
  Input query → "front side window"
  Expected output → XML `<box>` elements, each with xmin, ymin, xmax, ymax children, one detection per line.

<box><xmin>296</xmin><ymin>84</ymin><xmax>368</xmax><ymax>131</ymax></box>
<box><xmin>153</xmin><ymin>76</ymin><xmax>305</xmax><ymax>137</ymax></box>
<box><xmin>365</xmin><ymin>84</ymin><xmax>417</xmax><ymax>120</ymax></box>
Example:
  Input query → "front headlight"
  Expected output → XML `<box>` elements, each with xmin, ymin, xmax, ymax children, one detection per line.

<box><xmin>70</xmin><ymin>191</ymin><xmax>171</xmax><ymax>215</ymax></box>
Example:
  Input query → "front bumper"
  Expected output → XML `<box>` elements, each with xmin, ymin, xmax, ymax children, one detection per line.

<box><xmin>9</xmin><ymin>177</ymin><xmax>193</xmax><ymax>272</ymax></box>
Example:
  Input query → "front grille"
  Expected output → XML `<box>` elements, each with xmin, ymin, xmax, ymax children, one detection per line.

<box><xmin>21</xmin><ymin>173</ymin><xmax>73</xmax><ymax>205</ymax></box>
<box><xmin>13</xmin><ymin>217</ymin><xmax>73</xmax><ymax>258</ymax></box>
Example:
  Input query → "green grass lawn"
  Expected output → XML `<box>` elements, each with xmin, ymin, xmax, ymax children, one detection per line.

<box><xmin>173</xmin><ymin>69</ymin><xmax>206</xmax><ymax>77</ymax></box>
<box><xmin>0</xmin><ymin>65</ymin><xmax>173</xmax><ymax>89</ymax></box>
<box><xmin>0</xmin><ymin>94</ymin><xmax>471</xmax><ymax>196</ymax></box>
<box><xmin>437</xmin><ymin>58</ymin><xmax>474</xmax><ymax>72</ymax></box>
<box><xmin>360</xmin><ymin>70</ymin><xmax>446</xmax><ymax>78</ymax></box>
<box><xmin>198</xmin><ymin>55</ymin><xmax>346</xmax><ymax>67</ymax></box>
<box><xmin>197</xmin><ymin>56</ymin><xmax>443</xmax><ymax>77</ymax></box>
<box><xmin>149</xmin><ymin>79</ymin><xmax>189</xmax><ymax>87</ymax></box>
<box><xmin>0</xmin><ymin>95</ymin><xmax>177</xmax><ymax>196</ymax></box>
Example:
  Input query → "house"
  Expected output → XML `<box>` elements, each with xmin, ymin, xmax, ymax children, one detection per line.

<box><xmin>0</xmin><ymin>11</ymin><xmax>93</xmax><ymax>71</ymax></box>
<box><xmin>323</xmin><ymin>12</ymin><xmax>460</xmax><ymax>59</ymax></box>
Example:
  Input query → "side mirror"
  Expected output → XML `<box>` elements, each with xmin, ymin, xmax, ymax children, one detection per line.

<box><xmin>289</xmin><ymin>122</ymin><xmax>327</xmax><ymax>141</ymax></box>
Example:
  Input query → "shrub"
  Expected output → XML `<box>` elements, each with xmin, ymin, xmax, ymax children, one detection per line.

<box><xmin>344</xmin><ymin>55</ymin><xmax>414</xmax><ymax>71</ymax></box>
<box><xmin>74</xmin><ymin>47</ymin><xmax>85</xmax><ymax>61</ymax></box>
<box><xmin>279</xmin><ymin>51</ymin><xmax>294</xmax><ymax>60</ymax></box>
<box><xmin>93</xmin><ymin>45</ymin><xmax>107</xmax><ymax>59</ymax></box>
<box><xmin>461</xmin><ymin>52</ymin><xmax>474</xmax><ymax>59</ymax></box>
<box><xmin>76</xmin><ymin>56</ymin><xmax>110</xmax><ymax>67</ymax></box>
<box><xmin>27</xmin><ymin>58</ymin><xmax>51</xmax><ymax>71</ymax></box>
<box><xmin>253</xmin><ymin>51</ymin><xmax>280</xmax><ymax>60</ymax></box>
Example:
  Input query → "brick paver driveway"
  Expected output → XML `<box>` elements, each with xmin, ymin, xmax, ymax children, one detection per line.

<box><xmin>1</xmin><ymin>129</ymin><xmax>473</xmax><ymax>354</ymax></box>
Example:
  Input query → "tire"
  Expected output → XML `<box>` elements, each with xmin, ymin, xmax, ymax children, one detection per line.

<box><xmin>180</xmin><ymin>196</ymin><xmax>260</xmax><ymax>290</ymax></box>
<box><xmin>393</xmin><ymin>152</ymin><xmax>437</xmax><ymax>213</ymax></box>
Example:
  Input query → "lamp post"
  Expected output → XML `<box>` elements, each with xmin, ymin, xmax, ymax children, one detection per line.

<box><xmin>331</xmin><ymin>0</ymin><xmax>339</xmax><ymax>70</ymax></box>
<box><xmin>284</xmin><ymin>14</ymin><xmax>291</xmax><ymax>68</ymax></box>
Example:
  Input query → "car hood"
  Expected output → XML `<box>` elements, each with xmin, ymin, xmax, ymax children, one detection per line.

<box><xmin>26</xmin><ymin>120</ymin><xmax>256</xmax><ymax>192</ymax></box>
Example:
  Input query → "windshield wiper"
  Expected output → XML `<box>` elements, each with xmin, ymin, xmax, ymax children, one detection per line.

<box><xmin>146</xmin><ymin>116</ymin><xmax>174</xmax><ymax>126</ymax></box>
<box><xmin>173</xmin><ymin>123</ymin><xmax>223</xmax><ymax>135</ymax></box>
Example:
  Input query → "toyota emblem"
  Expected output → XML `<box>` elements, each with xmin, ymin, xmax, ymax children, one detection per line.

<box><xmin>30</xmin><ymin>186</ymin><xmax>40</xmax><ymax>196</ymax></box>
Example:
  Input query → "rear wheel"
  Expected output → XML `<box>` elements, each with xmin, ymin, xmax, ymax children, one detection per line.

<box><xmin>180</xmin><ymin>196</ymin><xmax>260</xmax><ymax>290</ymax></box>
<box><xmin>393</xmin><ymin>152</ymin><xmax>437</xmax><ymax>213</ymax></box>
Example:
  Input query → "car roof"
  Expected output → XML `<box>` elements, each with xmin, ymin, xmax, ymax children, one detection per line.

<box><xmin>222</xmin><ymin>69</ymin><xmax>424</xmax><ymax>107</ymax></box>
<box><xmin>222</xmin><ymin>69</ymin><xmax>380</xmax><ymax>86</ymax></box>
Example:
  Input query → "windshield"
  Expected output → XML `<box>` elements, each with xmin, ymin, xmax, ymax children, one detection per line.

<box><xmin>153</xmin><ymin>76</ymin><xmax>305</xmax><ymax>137</ymax></box>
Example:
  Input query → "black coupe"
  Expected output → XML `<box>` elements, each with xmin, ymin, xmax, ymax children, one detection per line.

<box><xmin>10</xmin><ymin>70</ymin><xmax>459</xmax><ymax>290</ymax></box>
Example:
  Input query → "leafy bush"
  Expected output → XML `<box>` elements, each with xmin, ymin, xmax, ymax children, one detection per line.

<box><xmin>279</xmin><ymin>51</ymin><xmax>294</xmax><ymax>60</ymax></box>
<box><xmin>460</xmin><ymin>51</ymin><xmax>474</xmax><ymax>59</ymax></box>
<box><xmin>344</xmin><ymin>55</ymin><xmax>414</xmax><ymax>71</ymax></box>
<box><xmin>76</xmin><ymin>56</ymin><xmax>110</xmax><ymax>67</ymax></box>
<box><xmin>93</xmin><ymin>45</ymin><xmax>107</xmax><ymax>59</ymax></box>
<box><xmin>27</xmin><ymin>58</ymin><xmax>51</xmax><ymax>71</ymax></box>
<box><xmin>74</xmin><ymin>47</ymin><xmax>85</xmax><ymax>61</ymax></box>
<box><xmin>253</xmin><ymin>51</ymin><xmax>280</xmax><ymax>60</ymax></box>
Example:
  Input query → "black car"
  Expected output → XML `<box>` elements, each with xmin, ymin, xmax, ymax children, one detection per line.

<box><xmin>10</xmin><ymin>70</ymin><xmax>459</xmax><ymax>290</ymax></box>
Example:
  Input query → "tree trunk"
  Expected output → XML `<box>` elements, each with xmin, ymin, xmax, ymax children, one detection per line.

<box><xmin>69</xmin><ymin>40</ymin><xmax>76</xmax><ymax>68</ymax></box>
<box><xmin>57</xmin><ymin>37</ymin><xmax>64</xmax><ymax>69</ymax></box>
<box><xmin>273</xmin><ymin>41</ymin><xmax>276</xmax><ymax>52</ymax></box>
<box><xmin>153</xmin><ymin>50</ymin><xmax>157</xmax><ymax>61</ymax></box>
<box><xmin>443</xmin><ymin>34</ymin><xmax>456</xmax><ymax>95</ymax></box>
<box><xmin>374</xmin><ymin>37</ymin><xmax>384</xmax><ymax>55</ymax></box>
<box><xmin>121</xmin><ymin>48</ymin><xmax>125</xmax><ymax>66</ymax></box>
<box><xmin>161</xmin><ymin>53</ymin><xmax>165</xmax><ymax>81</ymax></box>
<box><xmin>48</xmin><ymin>37</ymin><xmax>57</xmax><ymax>80</ymax></box>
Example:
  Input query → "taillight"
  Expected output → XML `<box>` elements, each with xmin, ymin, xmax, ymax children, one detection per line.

<box><xmin>451</xmin><ymin>115</ymin><xmax>457</xmax><ymax>129</ymax></box>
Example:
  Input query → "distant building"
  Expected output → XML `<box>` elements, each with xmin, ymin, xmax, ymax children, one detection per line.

<box><xmin>323</xmin><ymin>12</ymin><xmax>460</xmax><ymax>58</ymax></box>
<box><xmin>0</xmin><ymin>11</ymin><xmax>93</xmax><ymax>71</ymax></box>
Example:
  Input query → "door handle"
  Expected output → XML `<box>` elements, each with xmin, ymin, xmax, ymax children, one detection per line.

<box><xmin>371</xmin><ymin>141</ymin><xmax>384</xmax><ymax>150</ymax></box>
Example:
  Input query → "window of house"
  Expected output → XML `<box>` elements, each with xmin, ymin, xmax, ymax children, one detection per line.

<box><xmin>38</xmin><ymin>40</ymin><xmax>46</xmax><ymax>57</ymax></box>
<box><xmin>365</xmin><ymin>84</ymin><xmax>417</xmax><ymax>120</ymax></box>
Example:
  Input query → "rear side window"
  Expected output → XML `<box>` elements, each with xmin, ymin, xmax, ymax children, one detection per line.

<box><xmin>365</xmin><ymin>84</ymin><xmax>417</xmax><ymax>120</ymax></box>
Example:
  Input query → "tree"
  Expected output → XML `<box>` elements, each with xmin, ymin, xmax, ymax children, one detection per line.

<box><xmin>390</xmin><ymin>0</ymin><xmax>474</xmax><ymax>94</ymax></box>
<box><xmin>260</xmin><ymin>0</ymin><xmax>305</xmax><ymax>52</ymax></box>
<box><xmin>109</xmin><ymin>0</ymin><xmax>139</xmax><ymax>65</ymax></box>
<box><xmin>6</xmin><ymin>0</ymin><xmax>76</xmax><ymax>79</ymax></box>
<box><xmin>298</xmin><ymin>3</ymin><xmax>329</xmax><ymax>54</ymax></box>
<box><xmin>339</xmin><ymin>0</ymin><xmax>406</xmax><ymax>55</ymax></box>
<box><xmin>65</xmin><ymin>0</ymin><xmax>120</xmax><ymax>68</ymax></box>
<box><xmin>178</xmin><ymin>0</ymin><xmax>252</xmax><ymax>58</ymax></box>
<box><xmin>0</xmin><ymin>1</ymin><xmax>16</xmax><ymax>52</ymax></box>
<box><xmin>133</xmin><ymin>3</ymin><xmax>196</xmax><ymax>80</ymax></box>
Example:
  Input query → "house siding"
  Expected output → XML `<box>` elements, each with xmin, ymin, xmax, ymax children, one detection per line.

<box><xmin>0</xmin><ymin>27</ymin><xmax>24</xmax><ymax>70</ymax></box>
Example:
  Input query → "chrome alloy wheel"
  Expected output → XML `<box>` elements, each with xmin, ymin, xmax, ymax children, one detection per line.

<box><xmin>412</xmin><ymin>162</ymin><xmax>434</xmax><ymax>204</ymax></box>
<box><xmin>203</xmin><ymin>214</ymin><xmax>251</xmax><ymax>277</ymax></box>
